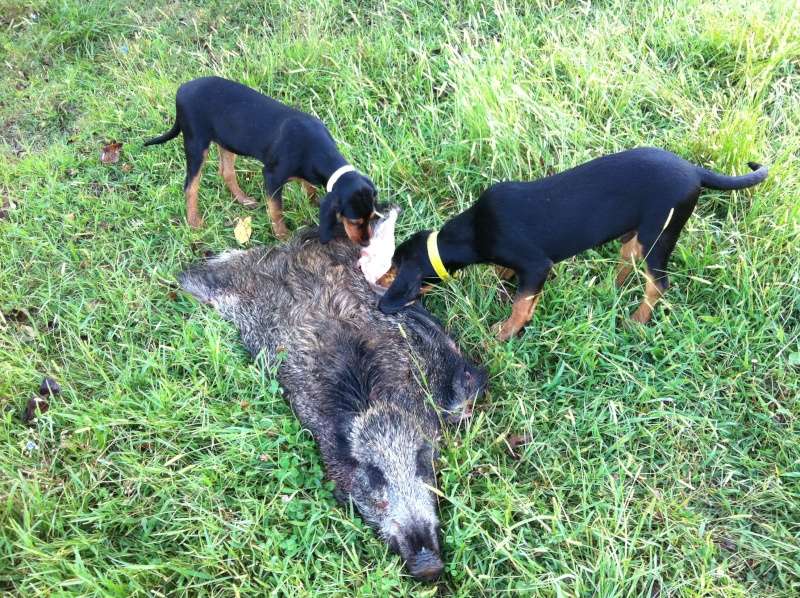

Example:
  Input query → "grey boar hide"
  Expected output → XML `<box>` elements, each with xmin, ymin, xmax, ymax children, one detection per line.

<box><xmin>178</xmin><ymin>228</ymin><xmax>487</xmax><ymax>581</ymax></box>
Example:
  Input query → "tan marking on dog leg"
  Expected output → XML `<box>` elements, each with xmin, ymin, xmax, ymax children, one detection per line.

<box><xmin>186</xmin><ymin>149</ymin><xmax>208</xmax><ymax>229</ymax></box>
<box><xmin>268</xmin><ymin>197</ymin><xmax>289</xmax><ymax>240</ymax></box>
<box><xmin>218</xmin><ymin>147</ymin><xmax>258</xmax><ymax>207</ymax></box>
<box><xmin>300</xmin><ymin>179</ymin><xmax>318</xmax><ymax>203</ymax></box>
<box><xmin>615</xmin><ymin>234</ymin><xmax>644</xmax><ymax>287</ymax></box>
<box><xmin>495</xmin><ymin>292</ymin><xmax>541</xmax><ymax>342</ymax></box>
<box><xmin>631</xmin><ymin>269</ymin><xmax>664</xmax><ymax>324</ymax></box>
<box><xmin>288</xmin><ymin>177</ymin><xmax>319</xmax><ymax>204</ymax></box>
<box><xmin>495</xmin><ymin>265</ymin><xmax>515</xmax><ymax>281</ymax></box>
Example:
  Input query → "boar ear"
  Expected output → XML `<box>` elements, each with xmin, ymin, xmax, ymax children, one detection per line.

<box><xmin>318</xmin><ymin>190</ymin><xmax>340</xmax><ymax>244</ymax></box>
<box><xmin>452</xmin><ymin>361</ymin><xmax>488</xmax><ymax>401</ymax></box>
<box><xmin>415</xmin><ymin>443</ymin><xmax>435</xmax><ymax>479</ymax></box>
<box><xmin>333</xmin><ymin>415</ymin><xmax>359</xmax><ymax>469</ymax></box>
<box><xmin>378</xmin><ymin>265</ymin><xmax>423</xmax><ymax>314</ymax></box>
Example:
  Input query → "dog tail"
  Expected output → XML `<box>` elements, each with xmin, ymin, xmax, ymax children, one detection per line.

<box><xmin>697</xmin><ymin>161</ymin><xmax>768</xmax><ymax>190</ymax></box>
<box><xmin>144</xmin><ymin>120</ymin><xmax>181</xmax><ymax>147</ymax></box>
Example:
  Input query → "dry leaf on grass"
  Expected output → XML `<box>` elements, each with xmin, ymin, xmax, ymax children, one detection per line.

<box><xmin>22</xmin><ymin>396</ymin><xmax>49</xmax><ymax>424</ymax></box>
<box><xmin>716</xmin><ymin>537</ymin><xmax>737</xmax><ymax>552</ymax></box>
<box><xmin>506</xmin><ymin>434</ymin><xmax>532</xmax><ymax>459</ymax></box>
<box><xmin>0</xmin><ymin>195</ymin><xmax>15</xmax><ymax>220</ymax></box>
<box><xmin>100</xmin><ymin>142</ymin><xmax>123</xmax><ymax>164</ymax></box>
<box><xmin>39</xmin><ymin>377</ymin><xmax>61</xmax><ymax>396</ymax></box>
<box><xmin>234</xmin><ymin>216</ymin><xmax>253</xmax><ymax>245</ymax></box>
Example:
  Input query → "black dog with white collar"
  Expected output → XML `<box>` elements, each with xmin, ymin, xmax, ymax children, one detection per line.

<box><xmin>145</xmin><ymin>76</ymin><xmax>377</xmax><ymax>244</ymax></box>
<box><xmin>379</xmin><ymin>147</ymin><xmax>768</xmax><ymax>340</ymax></box>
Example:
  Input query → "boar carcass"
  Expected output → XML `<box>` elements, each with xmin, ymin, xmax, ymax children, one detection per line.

<box><xmin>179</xmin><ymin>228</ymin><xmax>486</xmax><ymax>581</ymax></box>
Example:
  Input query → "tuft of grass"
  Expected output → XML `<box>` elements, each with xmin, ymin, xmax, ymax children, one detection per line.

<box><xmin>1</xmin><ymin>0</ymin><xmax>799</xmax><ymax>595</ymax></box>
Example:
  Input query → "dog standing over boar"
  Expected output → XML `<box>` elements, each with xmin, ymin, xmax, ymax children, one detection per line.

<box><xmin>179</xmin><ymin>226</ymin><xmax>487</xmax><ymax>581</ymax></box>
<box><xmin>145</xmin><ymin>77</ymin><xmax>378</xmax><ymax>244</ymax></box>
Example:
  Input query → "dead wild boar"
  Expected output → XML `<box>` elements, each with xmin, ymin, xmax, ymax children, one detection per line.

<box><xmin>178</xmin><ymin>227</ymin><xmax>487</xmax><ymax>581</ymax></box>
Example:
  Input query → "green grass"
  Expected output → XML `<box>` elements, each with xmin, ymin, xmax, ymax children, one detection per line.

<box><xmin>1</xmin><ymin>0</ymin><xmax>799</xmax><ymax>595</ymax></box>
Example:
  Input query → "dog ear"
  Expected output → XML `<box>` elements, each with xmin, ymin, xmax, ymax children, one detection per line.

<box><xmin>319</xmin><ymin>190</ymin><xmax>340</xmax><ymax>244</ymax></box>
<box><xmin>378</xmin><ymin>263</ymin><xmax>423</xmax><ymax>314</ymax></box>
<box><xmin>365</xmin><ymin>176</ymin><xmax>377</xmax><ymax>198</ymax></box>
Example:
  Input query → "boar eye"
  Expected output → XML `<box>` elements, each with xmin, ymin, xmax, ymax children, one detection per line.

<box><xmin>415</xmin><ymin>445</ymin><xmax>434</xmax><ymax>479</ymax></box>
<box><xmin>365</xmin><ymin>464</ymin><xmax>386</xmax><ymax>489</ymax></box>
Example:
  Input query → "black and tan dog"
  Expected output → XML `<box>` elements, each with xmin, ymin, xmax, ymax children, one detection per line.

<box><xmin>379</xmin><ymin>147</ymin><xmax>768</xmax><ymax>340</ymax></box>
<box><xmin>145</xmin><ymin>76</ymin><xmax>377</xmax><ymax>244</ymax></box>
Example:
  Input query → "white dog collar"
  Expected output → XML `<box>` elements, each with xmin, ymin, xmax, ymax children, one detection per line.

<box><xmin>326</xmin><ymin>165</ymin><xmax>357</xmax><ymax>192</ymax></box>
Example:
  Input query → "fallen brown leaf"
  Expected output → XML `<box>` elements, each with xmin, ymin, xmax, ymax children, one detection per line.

<box><xmin>716</xmin><ymin>536</ymin><xmax>737</xmax><ymax>552</ymax></box>
<box><xmin>0</xmin><ymin>195</ymin><xmax>15</xmax><ymax>220</ymax></box>
<box><xmin>100</xmin><ymin>142</ymin><xmax>123</xmax><ymax>164</ymax></box>
<box><xmin>22</xmin><ymin>396</ymin><xmax>49</xmax><ymax>424</ymax></box>
<box><xmin>506</xmin><ymin>433</ymin><xmax>532</xmax><ymax>459</ymax></box>
<box><xmin>121</xmin><ymin>163</ymin><xmax>132</xmax><ymax>173</ymax></box>
<box><xmin>3</xmin><ymin>308</ymin><xmax>29</xmax><ymax>324</ymax></box>
<box><xmin>39</xmin><ymin>376</ymin><xmax>61</xmax><ymax>396</ymax></box>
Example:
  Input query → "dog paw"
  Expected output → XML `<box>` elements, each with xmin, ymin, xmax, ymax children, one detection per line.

<box><xmin>630</xmin><ymin>306</ymin><xmax>652</xmax><ymax>324</ymax></box>
<box><xmin>493</xmin><ymin>320</ymin><xmax>518</xmax><ymax>342</ymax></box>
<box><xmin>272</xmin><ymin>222</ymin><xmax>290</xmax><ymax>240</ymax></box>
<box><xmin>188</xmin><ymin>215</ymin><xmax>204</xmax><ymax>229</ymax></box>
<box><xmin>615</xmin><ymin>267</ymin><xmax>632</xmax><ymax>288</ymax></box>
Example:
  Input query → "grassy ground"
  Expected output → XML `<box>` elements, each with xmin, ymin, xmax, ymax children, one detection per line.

<box><xmin>1</xmin><ymin>0</ymin><xmax>799</xmax><ymax>595</ymax></box>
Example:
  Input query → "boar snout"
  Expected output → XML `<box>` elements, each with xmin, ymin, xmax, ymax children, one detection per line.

<box><xmin>389</xmin><ymin>521</ymin><xmax>443</xmax><ymax>581</ymax></box>
<box><xmin>408</xmin><ymin>547</ymin><xmax>444</xmax><ymax>581</ymax></box>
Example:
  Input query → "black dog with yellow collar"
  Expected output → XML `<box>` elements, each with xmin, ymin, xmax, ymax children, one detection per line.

<box><xmin>379</xmin><ymin>147</ymin><xmax>767</xmax><ymax>340</ymax></box>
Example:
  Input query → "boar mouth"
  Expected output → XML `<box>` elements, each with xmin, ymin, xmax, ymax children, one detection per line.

<box><xmin>388</xmin><ymin>520</ymin><xmax>443</xmax><ymax>581</ymax></box>
<box><xmin>443</xmin><ymin>398</ymin><xmax>474</xmax><ymax>424</ymax></box>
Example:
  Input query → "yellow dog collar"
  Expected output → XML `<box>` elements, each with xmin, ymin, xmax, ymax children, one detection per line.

<box><xmin>426</xmin><ymin>231</ymin><xmax>451</xmax><ymax>281</ymax></box>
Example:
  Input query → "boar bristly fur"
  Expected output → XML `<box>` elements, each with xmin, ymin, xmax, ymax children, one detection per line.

<box><xmin>179</xmin><ymin>228</ymin><xmax>486</xmax><ymax>581</ymax></box>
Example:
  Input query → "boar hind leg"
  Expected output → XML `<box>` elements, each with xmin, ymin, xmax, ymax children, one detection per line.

<box><xmin>494</xmin><ymin>262</ymin><xmax>551</xmax><ymax>342</ymax></box>
<box><xmin>178</xmin><ymin>249</ymin><xmax>247</xmax><ymax>309</ymax></box>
